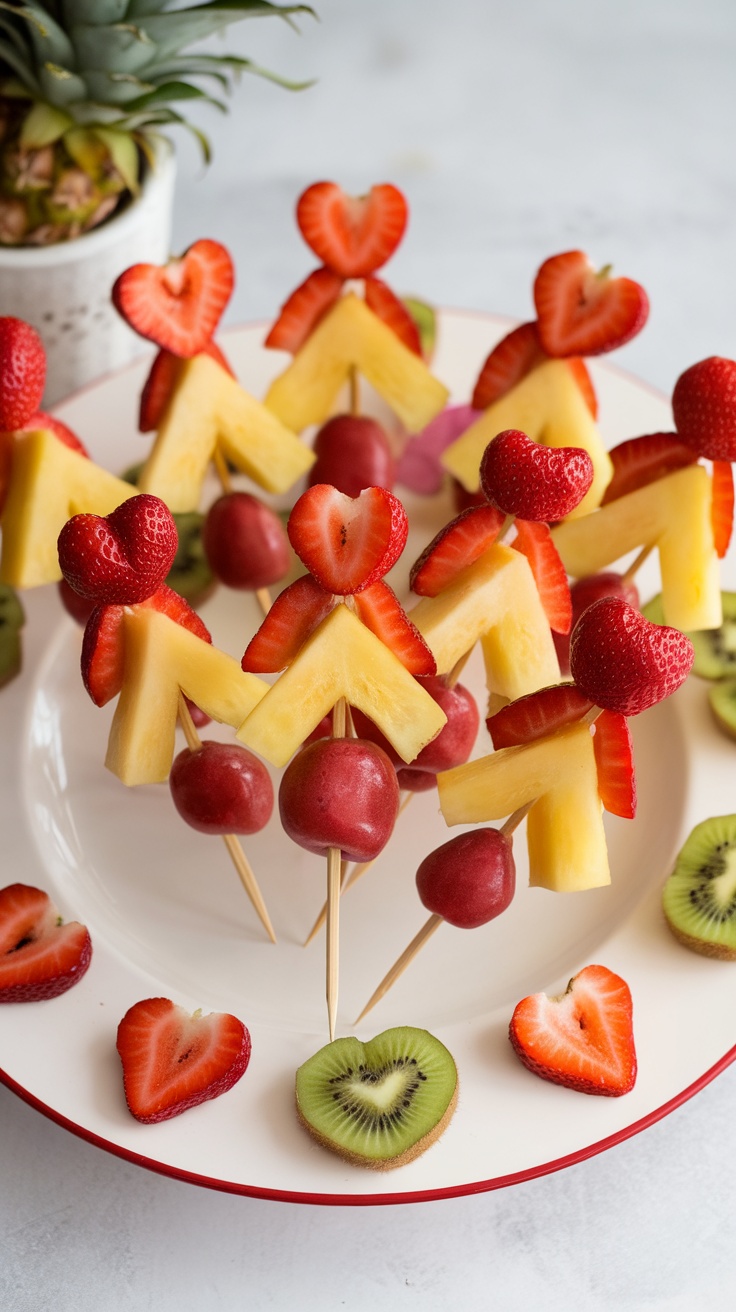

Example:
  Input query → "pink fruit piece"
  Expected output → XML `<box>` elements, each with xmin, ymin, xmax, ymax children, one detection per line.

<box><xmin>169</xmin><ymin>741</ymin><xmax>273</xmax><ymax>835</ymax></box>
<box><xmin>308</xmin><ymin>414</ymin><xmax>396</xmax><ymax>496</ymax></box>
<box><xmin>202</xmin><ymin>492</ymin><xmax>290</xmax><ymax>591</ymax></box>
<box><xmin>0</xmin><ymin>317</ymin><xmax>46</xmax><ymax>430</ymax></box>
<box><xmin>672</xmin><ymin>356</ymin><xmax>736</xmax><ymax>461</ymax></box>
<box><xmin>58</xmin><ymin>493</ymin><xmax>178</xmax><ymax>605</ymax></box>
<box><xmin>279</xmin><ymin>737</ymin><xmax>400</xmax><ymax>863</ymax></box>
<box><xmin>479</xmin><ymin>428</ymin><xmax>594</xmax><ymax>522</ymax></box>
<box><xmin>287</xmin><ymin>483</ymin><xmax>408</xmax><ymax>596</ymax></box>
<box><xmin>396</xmin><ymin>405</ymin><xmax>480</xmax><ymax>497</ymax></box>
<box><xmin>416</xmin><ymin>828</ymin><xmax>515</xmax><ymax>929</ymax></box>
<box><xmin>553</xmin><ymin>571</ymin><xmax>640</xmax><ymax>675</ymax></box>
<box><xmin>0</xmin><ymin>883</ymin><xmax>92</xmax><ymax>1002</ymax></box>
<box><xmin>569</xmin><ymin>596</ymin><xmax>694</xmax><ymax>716</ymax></box>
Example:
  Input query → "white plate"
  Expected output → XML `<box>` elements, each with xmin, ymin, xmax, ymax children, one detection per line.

<box><xmin>2</xmin><ymin>312</ymin><xmax>735</xmax><ymax>1206</ymax></box>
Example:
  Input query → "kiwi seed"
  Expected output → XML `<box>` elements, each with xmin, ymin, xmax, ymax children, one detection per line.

<box><xmin>662</xmin><ymin>815</ymin><xmax>736</xmax><ymax>959</ymax></box>
<box><xmin>295</xmin><ymin>1026</ymin><xmax>458</xmax><ymax>1170</ymax></box>
<box><xmin>642</xmin><ymin>590</ymin><xmax>736</xmax><ymax>680</ymax></box>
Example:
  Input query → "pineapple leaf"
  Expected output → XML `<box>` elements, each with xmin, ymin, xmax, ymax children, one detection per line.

<box><xmin>124</xmin><ymin>2</ymin><xmax>180</xmax><ymax>16</ymax></box>
<box><xmin>145</xmin><ymin>51</ymin><xmax>313</xmax><ymax>91</ymax></box>
<box><xmin>64</xmin><ymin>123</ymin><xmax>141</xmax><ymax>192</ymax></box>
<box><xmin>19</xmin><ymin>97</ymin><xmax>73</xmax><ymax>145</ymax></box>
<box><xmin>121</xmin><ymin>78</ymin><xmax>227</xmax><ymax>113</ymax></box>
<box><xmin>132</xmin><ymin>3</ymin><xmax>315</xmax><ymax>63</ymax></box>
<box><xmin>91</xmin><ymin>124</ymin><xmax>141</xmax><ymax>190</ymax></box>
<box><xmin>62</xmin><ymin>2</ymin><xmax>131</xmax><ymax>22</ymax></box>
<box><xmin>80</xmin><ymin>69</ymin><xmax>157</xmax><ymax>104</ymax></box>
<box><xmin>0</xmin><ymin>2</ymin><xmax>77</xmax><ymax>70</ymax></box>
<box><xmin>38</xmin><ymin>61</ymin><xmax>88</xmax><ymax>106</ymax></box>
<box><xmin>69</xmin><ymin>22</ymin><xmax>155</xmax><ymax>75</ymax></box>
<box><xmin>0</xmin><ymin>35</ymin><xmax>42</xmax><ymax>94</ymax></box>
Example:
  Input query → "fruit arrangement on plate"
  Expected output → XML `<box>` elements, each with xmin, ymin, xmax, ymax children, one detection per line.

<box><xmin>1</xmin><ymin>180</ymin><xmax>736</xmax><ymax>1188</ymax></box>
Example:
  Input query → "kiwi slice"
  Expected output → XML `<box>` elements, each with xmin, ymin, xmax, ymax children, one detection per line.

<box><xmin>0</xmin><ymin>584</ymin><xmax>25</xmax><ymax>689</ymax></box>
<box><xmin>662</xmin><ymin>815</ymin><xmax>736</xmax><ymax>959</ymax></box>
<box><xmin>708</xmin><ymin>679</ymin><xmax>736</xmax><ymax>741</ymax></box>
<box><xmin>295</xmin><ymin>1026</ymin><xmax>458</xmax><ymax>1170</ymax></box>
<box><xmin>167</xmin><ymin>512</ymin><xmax>216</xmax><ymax>606</ymax></box>
<box><xmin>642</xmin><ymin>591</ymin><xmax>736</xmax><ymax>680</ymax></box>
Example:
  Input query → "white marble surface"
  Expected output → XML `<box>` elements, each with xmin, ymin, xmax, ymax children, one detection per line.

<box><xmin>4</xmin><ymin>0</ymin><xmax>736</xmax><ymax>1307</ymax></box>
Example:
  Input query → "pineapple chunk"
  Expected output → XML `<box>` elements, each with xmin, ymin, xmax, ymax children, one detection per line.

<box><xmin>441</xmin><ymin>359</ymin><xmax>612</xmax><ymax>515</ymax></box>
<box><xmin>0</xmin><ymin>428</ymin><xmax>133</xmax><ymax>588</ymax></box>
<box><xmin>409</xmin><ymin>542</ymin><xmax>560</xmax><ymax>697</ymax></box>
<box><xmin>551</xmin><ymin>464</ymin><xmax>721</xmax><ymax>632</ymax></box>
<box><xmin>264</xmin><ymin>293</ymin><xmax>449</xmax><ymax>434</ymax></box>
<box><xmin>236</xmin><ymin>603</ymin><xmax>447</xmax><ymax>768</ymax></box>
<box><xmin>437</xmin><ymin>722</ymin><xmax>609</xmax><ymax>891</ymax></box>
<box><xmin>137</xmin><ymin>353</ymin><xmax>314</xmax><ymax>511</ymax></box>
<box><xmin>105</xmin><ymin>608</ymin><xmax>268</xmax><ymax>786</ymax></box>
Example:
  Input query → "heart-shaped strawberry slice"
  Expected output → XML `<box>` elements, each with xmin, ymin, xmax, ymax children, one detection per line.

<box><xmin>672</xmin><ymin>356</ymin><xmax>736</xmax><ymax>461</ymax></box>
<box><xmin>534</xmin><ymin>251</ymin><xmax>649</xmax><ymax>358</ymax></box>
<box><xmin>479</xmin><ymin>428</ymin><xmax>594</xmax><ymax>521</ymax></box>
<box><xmin>0</xmin><ymin>884</ymin><xmax>92</xmax><ymax>1002</ymax></box>
<box><xmin>296</xmin><ymin>181</ymin><xmax>408</xmax><ymax>278</ymax></box>
<box><xmin>287</xmin><ymin>484</ymin><xmax>408</xmax><ymax>595</ymax></box>
<box><xmin>112</xmin><ymin>239</ymin><xmax>234</xmax><ymax>358</ymax></box>
<box><xmin>569</xmin><ymin>596</ymin><xmax>694</xmax><ymax>716</ymax></box>
<box><xmin>58</xmin><ymin>493</ymin><xmax>178</xmax><ymax>605</ymax></box>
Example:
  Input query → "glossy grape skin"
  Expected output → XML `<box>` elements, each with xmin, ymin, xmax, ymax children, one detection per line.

<box><xmin>416</xmin><ymin>828</ymin><xmax>515</xmax><ymax>929</ymax></box>
<box><xmin>279</xmin><ymin>737</ymin><xmax>400</xmax><ymax>863</ymax></box>
<box><xmin>202</xmin><ymin>492</ymin><xmax>290</xmax><ymax>590</ymax></box>
<box><xmin>308</xmin><ymin>414</ymin><xmax>395</xmax><ymax>496</ymax></box>
<box><xmin>169</xmin><ymin>741</ymin><xmax>274</xmax><ymax>835</ymax></box>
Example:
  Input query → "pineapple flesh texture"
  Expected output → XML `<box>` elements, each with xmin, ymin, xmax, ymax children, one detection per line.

<box><xmin>264</xmin><ymin>294</ymin><xmax>449</xmax><ymax>434</ymax></box>
<box><xmin>236</xmin><ymin>603</ymin><xmax>447</xmax><ymax>768</ymax></box>
<box><xmin>440</xmin><ymin>359</ymin><xmax>613</xmax><ymax>515</ymax></box>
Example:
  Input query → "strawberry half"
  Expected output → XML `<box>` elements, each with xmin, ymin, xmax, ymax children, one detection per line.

<box><xmin>264</xmin><ymin>266</ymin><xmax>344</xmax><ymax>354</ymax></box>
<box><xmin>410</xmin><ymin>503</ymin><xmax>506</xmax><ymax>596</ymax></box>
<box><xmin>512</xmin><ymin>519</ymin><xmax>572</xmax><ymax>634</ymax></box>
<box><xmin>480</xmin><ymin>428</ymin><xmax>594</xmax><ymax>523</ymax></box>
<box><xmin>471</xmin><ymin>321</ymin><xmax>597</xmax><ymax>416</ymax></box>
<box><xmin>23</xmin><ymin>410</ymin><xmax>89</xmax><ymax>455</ymax></box>
<box><xmin>509</xmin><ymin>963</ymin><xmax>637</xmax><ymax>1096</ymax></box>
<box><xmin>58</xmin><ymin>493</ymin><xmax>178</xmax><ymax>605</ymax></box>
<box><xmin>116</xmin><ymin>996</ymin><xmax>251</xmax><ymax>1124</ymax></box>
<box><xmin>0</xmin><ymin>317</ymin><xmax>46</xmax><ymax>430</ymax></box>
<box><xmin>241</xmin><ymin>574</ymin><xmax>335</xmax><ymax>673</ymax></box>
<box><xmin>486</xmin><ymin>682</ymin><xmax>593</xmax><ymax>749</ymax></box>
<box><xmin>82</xmin><ymin>584</ymin><xmax>211</xmax><ymax>706</ymax></box>
<box><xmin>534</xmin><ymin>251</ymin><xmax>649</xmax><ymax>358</ymax></box>
<box><xmin>0</xmin><ymin>883</ymin><xmax>92</xmax><ymax>1002</ymax></box>
<box><xmin>139</xmin><ymin>341</ymin><xmax>235</xmax><ymax>432</ymax></box>
<box><xmin>364</xmin><ymin>276</ymin><xmax>422</xmax><ymax>355</ymax></box>
<box><xmin>112</xmin><ymin>239</ymin><xmax>234</xmax><ymax>358</ymax></box>
<box><xmin>672</xmin><ymin>356</ymin><xmax>736</xmax><ymax>461</ymax></box>
<box><xmin>296</xmin><ymin>181</ymin><xmax>408</xmax><ymax>278</ymax></box>
<box><xmin>287</xmin><ymin>483</ymin><xmax>408</xmax><ymax>596</ymax></box>
<box><xmin>601</xmin><ymin>432</ymin><xmax>697</xmax><ymax>504</ymax></box>
<box><xmin>593</xmin><ymin>710</ymin><xmax>636</xmax><ymax>819</ymax></box>
<box><xmin>352</xmin><ymin>580</ymin><xmax>436</xmax><ymax>675</ymax></box>
<box><xmin>712</xmin><ymin>459</ymin><xmax>734</xmax><ymax>558</ymax></box>
<box><xmin>569</xmin><ymin>596</ymin><xmax>694</xmax><ymax>716</ymax></box>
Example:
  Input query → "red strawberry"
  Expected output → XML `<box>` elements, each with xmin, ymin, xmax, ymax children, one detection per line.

<box><xmin>480</xmin><ymin>428</ymin><xmax>594</xmax><ymax>522</ymax></box>
<box><xmin>58</xmin><ymin>493</ymin><xmax>178</xmax><ymax>605</ymax></box>
<box><xmin>241</xmin><ymin>575</ymin><xmax>335</xmax><ymax>674</ymax></box>
<box><xmin>264</xmin><ymin>266</ymin><xmax>344</xmax><ymax>354</ymax></box>
<box><xmin>23</xmin><ymin>410</ymin><xmax>89</xmax><ymax>455</ymax></box>
<box><xmin>0</xmin><ymin>317</ymin><xmax>46</xmax><ymax>430</ymax></box>
<box><xmin>509</xmin><ymin>963</ymin><xmax>637</xmax><ymax>1096</ymax></box>
<box><xmin>82</xmin><ymin>585</ymin><xmax>211</xmax><ymax>706</ymax></box>
<box><xmin>112</xmin><ymin>239</ymin><xmax>234</xmax><ymax>358</ymax></box>
<box><xmin>554</xmin><ymin>571</ymin><xmax>640</xmax><ymax>675</ymax></box>
<box><xmin>139</xmin><ymin>341</ymin><xmax>235</xmax><ymax>432</ymax></box>
<box><xmin>116</xmin><ymin>996</ymin><xmax>251</xmax><ymax>1124</ymax></box>
<box><xmin>296</xmin><ymin>181</ymin><xmax>408</xmax><ymax>278</ymax></box>
<box><xmin>471</xmin><ymin>321</ymin><xmax>598</xmax><ymax>416</ymax></box>
<box><xmin>512</xmin><ymin>519</ymin><xmax>572</xmax><ymax>634</ymax></box>
<box><xmin>672</xmin><ymin>356</ymin><xmax>736</xmax><ymax>461</ymax></box>
<box><xmin>569</xmin><ymin>596</ymin><xmax>694</xmax><ymax>716</ymax></box>
<box><xmin>601</xmin><ymin>432</ymin><xmax>697</xmax><ymax>505</ymax></box>
<box><xmin>593</xmin><ymin>710</ymin><xmax>636</xmax><ymax>819</ymax></box>
<box><xmin>567</xmin><ymin>358</ymin><xmax>599</xmax><ymax>419</ymax></box>
<box><xmin>534</xmin><ymin>251</ymin><xmax>649</xmax><ymax>358</ymax></box>
<box><xmin>364</xmin><ymin>276</ymin><xmax>422</xmax><ymax>355</ymax></box>
<box><xmin>0</xmin><ymin>884</ymin><xmax>91</xmax><ymax>1002</ymax></box>
<box><xmin>57</xmin><ymin>577</ymin><xmax>96</xmax><ymax>626</ymax></box>
<box><xmin>410</xmin><ymin>503</ymin><xmax>506</xmax><ymax>596</ymax></box>
<box><xmin>712</xmin><ymin>459</ymin><xmax>734</xmax><ymax>558</ymax></box>
<box><xmin>352</xmin><ymin>580</ymin><xmax>436</xmax><ymax>675</ymax></box>
<box><xmin>287</xmin><ymin>483</ymin><xmax>408</xmax><ymax>596</ymax></box>
<box><xmin>486</xmin><ymin>682</ymin><xmax>593</xmax><ymax>749</ymax></box>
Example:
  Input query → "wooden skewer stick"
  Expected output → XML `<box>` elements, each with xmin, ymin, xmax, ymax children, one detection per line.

<box><xmin>177</xmin><ymin>692</ymin><xmax>277</xmax><ymax>944</ymax></box>
<box><xmin>621</xmin><ymin>543</ymin><xmax>654</xmax><ymax>586</ymax></box>
<box><xmin>326</xmin><ymin>696</ymin><xmax>348</xmax><ymax>1040</ymax></box>
<box><xmin>211</xmin><ymin>446</ymin><xmax>272</xmax><ymax>619</ymax></box>
<box><xmin>348</xmin><ymin>365</ymin><xmax>360</xmax><ymax>417</ymax></box>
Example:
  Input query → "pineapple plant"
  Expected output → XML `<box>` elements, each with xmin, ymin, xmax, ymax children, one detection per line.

<box><xmin>0</xmin><ymin>0</ymin><xmax>313</xmax><ymax>246</ymax></box>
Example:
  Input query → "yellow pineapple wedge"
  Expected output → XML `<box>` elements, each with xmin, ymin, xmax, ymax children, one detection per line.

<box><xmin>441</xmin><ymin>359</ymin><xmax>612</xmax><ymax>514</ymax></box>
<box><xmin>137</xmin><ymin>353</ymin><xmax>315</xmax><ymax>512</ymax></box>
<box><xmin>437</xmin><ymin>722</ymin><xmax>610</xmax><ymax>891</ymax></box>
<box><xmin>264</xmin><ymin>293</ymin><xmax>449</xmax><ymax>434</ymax></box>
<box><xmin>409</xmin><ymin>542</ymin><xmax>560</xmax><ymax>698</ymax></box>
<box><xmin>551</xmin><ymin>464</ymin><xmax>721</xmax><ymax>632</ymax></box>
<box><xmin>0</xmin><ymin>427</ymin><xmax>133</xmax><ymax>588</ymax></box>
<box><xmin>236</xmin><ymin>603</ymin><xmax>447</xmax><ymax>768</ymax></box>
<box><xmin>106</xmin><ymin>609</ymin><xmax>268</xmax><ymax>786</ymax></box>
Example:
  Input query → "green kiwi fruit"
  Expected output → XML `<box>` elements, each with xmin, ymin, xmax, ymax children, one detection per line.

<box><xmin>0</xmin><ymin>584</ymin><xmax>25</xmax><ymax>689</ymax></box>
<box><xmin>642</xmin><ymin>591</ymin><xmax>736</xmax><ymax>680</ymax></box>
<box><xmin>295</xmin><ymin>1026</ymin><xmax>458</xmax><ymax>1170</ymax></box>
<box><xmin>707</xmin><ymin>679</ymin><xmax>736</xmax><ymax>740</ymax></box>
<box><xmin>403</xmin><ymin>297</ymin><xmax>437</xmax><ymax>361</ymax></box>
<box><xmin>167</xmin><ymin>512</ymin><xmax>216</xmax><ymax>607</ymax></box>
<box><xmin>662</xmin><ymin>815</ymin><xmax>736</xmax><ymax>959</ymax></box>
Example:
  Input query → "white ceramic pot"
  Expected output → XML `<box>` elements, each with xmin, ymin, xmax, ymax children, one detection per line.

<box><xmin>0</xmin><ymin>145</ymin><xmax>176</xmax><ymax>407</ymax></box>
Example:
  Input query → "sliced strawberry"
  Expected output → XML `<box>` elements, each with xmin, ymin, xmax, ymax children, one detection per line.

<box><xmin>23</xmin><ymin>409</ymin><xmax>89</xmax><ymax>455</ymax></box>
<box><xmin>241</xmin><ymin>574</ymin><xmax>335</xmax><ymax>673</ymax></box>
<box><xmin>712</xmin><ymin>459</ymin><xmax>734</xmax><ymax>558</ymax></box>
<box><xmin>139</xmin><ymin>341</ymin><xmax>235</xmax><ymax>432</ymax></box>
<box><xmin>81</xmin><ymin>584</ymin><xmax>211</xmax><ymax>706</ymax></box>
<box><xmin>296</xmin><ymin>181</ymin><xmax>408</xmax><ymax>278</ymax></box>
<box><xmin>364</xmin><ymin>276</ymin><xmax>422</xmax><ymax>355</ymax></box>
<box><xmin>352</xmin><ymin>580</ymin><xmax>436</xmax><ymax>675</ymax></box>
<box><xmin>112</xmin><ymin>239</ymin><xmax>234</xmax><ymax>358</ymax></box>
<box><xmin>471</xmin><ymin>321</ymin><xmax>598</xmax><ymax>416</ymax></box>
<box><xmin>486</xmin><ymin>682</ymin><xmax>593</xmax><ymax>749</ymax></box>
<box><xmin>0</xmin><ymin>883</ymin><xmax>92</xmax><ymax>1002</ymax></box>
<box><xmin>601</xmin><ymin>432</ymin><xmax>697</xmax><ymax>505</ymax></box>
<box><xmin>480</xmin><ymin>429</ymin><xmax>594</xmax><ymax>522</ymax></box>
<box><xmin>287</xmin><ymin>483</ymin><xmax>408</xmax><ymax>596</ymax></box>
<box><xmin>593</xmin><ymin>710</ymin><xmax>636</xmax><ymax>819</ymax></box>
<box><xmin>58</xmin><ymin>493</ymin><xmax>178</xmax><ymax>605</ymax></box>
<box><xmin>512</xmin><ymin>519</ymin><xmax>572</xmax><ymax>634</ymax></box>
<box><xmin>0</xmin><ymin>317</ymin><xmax>45</xmax><ymax>429</ymax></box>
<box><xmin>116</xmin><ymin>995</ymin><xmax>251</xmax><ymax>1124</ymax></box>
<box><xmin>567</xmin><ymin>358</ymin><xmax>598</xmax><ymax>419</ymax></box>
<box><xmin>410</xmin><ymin>503</ymin><xmax>506</xmax><ymax>596</ymax></box>
<box><xmin>509</xmin><ymin>963</ymin><xmax>637</xmax><ymax>1096</ymax></box>
<box><xmin>534</xmin><ymin>251</ymin><xmax>649</xmax><ymax>358</ymax></box>
<box><xmin>264</xmin><ymin>266</ymin><xmax>344</xmax><ymax>354</ymax></box>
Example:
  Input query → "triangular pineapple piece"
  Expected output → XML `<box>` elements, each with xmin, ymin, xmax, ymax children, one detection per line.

<box><xmin>264</xmin><ymin>293</ymin><xmax>449</xmax><ymax>434</ymax></box>
<box><xmin>551</xmin><ymin>464</ymin><xmax>721</xmax><ymax>632</ymax></box>
<box><xmin>105</xmin><ymin>608</ymin><xmax>268</xmax><ymax>786</ymax></box>
<box><xmin>236</xmin><ymin>603</ymin><xmax>447</xmax><ymax>768</ymax></box>
<box><xmin>441</xmin><ymin>359</ymin><xmax>612</xmax><ymax>514</ymax></box>
<box><xmin>137</xmin><ymin>353</ymin><xmax>315</xmax><ymax>511</ymax></box>
<box><xmin>0</xmin><ymin>428</ymin><xmax>133</xmax><ymax>588</ymax></box>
